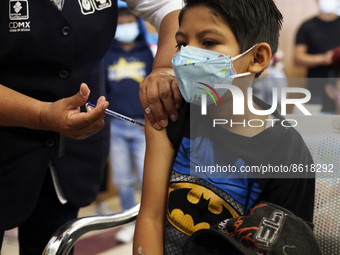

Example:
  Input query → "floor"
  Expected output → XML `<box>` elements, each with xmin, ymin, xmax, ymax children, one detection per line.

<box><xmin>2</xmin><ymin>195</ymin><xmax>136</xmax><ymax>255</ymax></box>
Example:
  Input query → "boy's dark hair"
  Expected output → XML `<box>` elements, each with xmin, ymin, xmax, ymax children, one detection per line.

<box><xmin>118</xmin><ymin>7</ymin><xmax>134</xmax><ymax>16</ymax></box>
<box><xmin>179</xmin><ymin>0</ymin><xmax>283</xmax><ymax>56</ymax></box>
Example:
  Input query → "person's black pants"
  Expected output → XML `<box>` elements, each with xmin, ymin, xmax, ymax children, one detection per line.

<box><xmin>0</xmin><ymin>170</ymin><xmax>79</xmax><ymax>255</ymax></box>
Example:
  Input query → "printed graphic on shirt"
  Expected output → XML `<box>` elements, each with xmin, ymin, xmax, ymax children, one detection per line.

<box><xmin>167</xmin><ymin>182</ymin><xmax>240</xmax><ymax>236</ymax></box>
<box><xmin>107</xmin><ymin>57</ymin><xmax>146</xmax><ymax>83</ymax></box>
<box><xmin>173</xmin><ymin>137</ymin><xmax>263</xmax><ymax>209</ymax></box>
<box><xmin>78</xmin><ymin>0</ymin><xmax>111</xmax><ymax>15</ymax></box>
<box><xmin>9</xmin><ymin>0</ymin><xmax>30</xmax><ymax>32</ymax></box>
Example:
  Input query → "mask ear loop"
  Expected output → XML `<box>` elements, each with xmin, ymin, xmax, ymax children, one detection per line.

<box><xmin>231</xmin><ymin>44</ymin><xmax>258</xmax><ymax>78</ymax></box>
<box><xmin>232</xmin><ymin>44</ymin><xmax>257</xmax><ymax>61</ymax></box>
<box><xmin>234</xmin><ymin>72</ymin><xmax>253</xmax><ymax>78</ymax></box>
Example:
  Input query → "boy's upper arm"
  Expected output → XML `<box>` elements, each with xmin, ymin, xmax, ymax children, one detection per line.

<box><xmin>139</xmin><ymin>117</ymin><xmax>175</xmax><ymax>220</ymax></box>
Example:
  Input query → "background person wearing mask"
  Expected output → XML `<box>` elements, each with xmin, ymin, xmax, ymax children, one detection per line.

<box><xmin>295</xmin><ymin>0</ymin><xmax>340</xmax><ymax>113</ymax></box>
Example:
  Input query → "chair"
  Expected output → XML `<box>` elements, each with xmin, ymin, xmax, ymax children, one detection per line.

<box><xmin>43</xmin><ymin>115</ymin><xmax>340</xmax><ymax>255</ymax></box>
<box><xmin>292</xmin><ymin>115</ymin><xmax>340</xmax><ymax>254</ymax></box>
<box><xmin>42</xmin><ymin>204</ymin><xmax>140</xmax><ymax>255</ymax></box>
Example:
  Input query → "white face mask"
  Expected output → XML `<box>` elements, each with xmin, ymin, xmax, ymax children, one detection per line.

<box><xmin>319</xmin><ymin>0</ymin><xmax>339</xmax><ymax>14</ymax></box>
<box><xmin>172</xmin><ymin>45</ymin><xmax>256</xmax><ymax>105</ymax></box>
<box><xmin>114</xmin><ymin>22</ymin><xmax>140</xmax><ymax>43</ymax></box>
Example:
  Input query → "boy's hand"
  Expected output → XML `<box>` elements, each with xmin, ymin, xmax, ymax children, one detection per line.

<box><xmin>40</xmin><ymin>83</ymin><xmax>109</xmax><ymax>139</ymax></box>
<box><xmin>139</xmin><ymin>67</ymin><xmax>182</xmax><ymax>130</ymax></box>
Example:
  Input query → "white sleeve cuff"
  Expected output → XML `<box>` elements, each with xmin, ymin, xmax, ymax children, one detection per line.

<box><xmin>123</xmin><ymin>0</ymin><xmax>184</xmax><ymax>32</ymax></box>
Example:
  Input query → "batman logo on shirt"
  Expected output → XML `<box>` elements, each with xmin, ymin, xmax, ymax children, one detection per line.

<box><xmin>167</xmin><ymin>182</ymin><xmax>240</xmax><ymax>236</ymax></box>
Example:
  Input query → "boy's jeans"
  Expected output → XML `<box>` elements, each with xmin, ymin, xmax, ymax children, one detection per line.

<box><xmin>109</xmin><ymin>118</ymin><xmax>145</xmax><ymax>211</ymax></box>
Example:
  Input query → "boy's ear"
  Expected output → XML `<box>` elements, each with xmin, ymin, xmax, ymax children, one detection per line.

<box><xmin>247</xmin><ymin>43</ymin><xmax>272</xmax><ymax>74</ymax></box>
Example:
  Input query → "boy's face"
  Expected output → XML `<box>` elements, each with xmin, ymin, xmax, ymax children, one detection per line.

<box><xmin>175</xmin><ymin>5</ymin><xmax>250</xmax><ymax>75</ymax></box>
<box><xmin>117</xmin><ymin>14</ymin><xmax>138</xmax><ymax>25</ymax></box>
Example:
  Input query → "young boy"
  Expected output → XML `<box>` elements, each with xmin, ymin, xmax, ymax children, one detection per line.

<box><xmin>134</xmin><ymin>0</ymin><xmax>315</xmax><ymax>254</ymax></box>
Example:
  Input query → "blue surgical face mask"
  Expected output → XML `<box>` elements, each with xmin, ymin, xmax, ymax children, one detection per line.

<box><xmin>115</xmin><ymin>22</ymin><xmax>140</xmax><ymax>43</ymax></box>
<box><xmin>172</xmin><ymin>45</ymin><xmax>256</xmax><ymax>105</ymax></box>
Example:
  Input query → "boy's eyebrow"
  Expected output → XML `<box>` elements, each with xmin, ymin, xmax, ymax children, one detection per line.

<box><xmin>198</xmin><ymin>29</ymin><xmax>225</xmax><ymax>38</ymax></box>
<box><xmin>175</xmin><ymin>29</ymin><xmax>225</xmax><ymax>39</ymax></box>
<box><xmin>175</xmin><ymin>31</ymin><xmax>186</xmax><ymax>38</ymax></box>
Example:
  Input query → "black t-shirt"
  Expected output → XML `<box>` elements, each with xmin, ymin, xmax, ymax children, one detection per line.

<box><xmin>167</xmin><ymin>98</ymin><xmax>315</xmax><ymax>220</ymax></box>
<box><xmin>165</xmin><ymin>99</ymin><xmax>315</xmax><ymax>254</ymax></box>
<box><xmin>295</xmin><ymin>17</ymin><xmax>340</xmax><ymax>110</ymax></box>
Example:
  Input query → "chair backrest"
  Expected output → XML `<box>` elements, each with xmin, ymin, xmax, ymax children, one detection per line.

<box><xmin>42</xmin><ymin>204</ymin><xmax>140</xmax><ymax>255</ymax></box>
<box><xmin>290</xmin><ymin>115</ymin><xmax>340</xmax><ymax>255</ymax></box>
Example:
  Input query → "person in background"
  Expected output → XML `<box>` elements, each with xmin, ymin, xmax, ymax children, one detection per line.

<box><xmin>294</xmin><ymin>0</ymin><xmax>340</xmax><ymax>113</ymax></box>
<box><xmin>103</xmin><ymin>0</ymin><xmax>155</xmax><ymax>243</ymax></box>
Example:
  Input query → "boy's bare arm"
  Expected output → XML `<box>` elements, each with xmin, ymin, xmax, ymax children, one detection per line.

<box><xmin>133</xmin><ymin>117</ymin><xmax>175</xmax><ymax>255</ymax></box>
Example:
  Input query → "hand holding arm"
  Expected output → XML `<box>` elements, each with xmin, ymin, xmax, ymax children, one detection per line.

<box><xmin>0</xmin><ymin>83</ymin><xmax>109</xmax><ymax>139</ymax></box>
<box><xmin>139</xmin><ymin>9</ymin><xmax>183</xmax><ymax>130</ymax></box>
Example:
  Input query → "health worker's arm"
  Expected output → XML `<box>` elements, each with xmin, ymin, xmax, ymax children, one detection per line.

<box><xmin>124</xmin><ymin>0</ymin><xmax>182</xmax><ymax>32</ymax></box>
<box><xmin>133</xmin><ymin>117</ymin><xmax>175</xmax><ymax>255</ymax></box>
<box><xmin>0</xmin><ymin>83</ymin><xmax>108</xmax><ymax>139</ymax></box>
<box><xmin>125</xmin><ymin>0</ymin><xmax>183</xmax><ymax>130</ymax></box>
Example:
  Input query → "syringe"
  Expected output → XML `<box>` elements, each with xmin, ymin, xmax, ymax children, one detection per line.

<box><xmin>87</xmin><ymin>102</ymin><xmax>145</xmax><ymax>127</ymax></box>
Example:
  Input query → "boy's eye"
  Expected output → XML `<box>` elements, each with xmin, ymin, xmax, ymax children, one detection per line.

<box><xmin>203</xmin><ymin>40</ymin><xmax>218</xmax><ymax>47</ymax></box>
<box><xmin>175</xmin><ymin>42</ymin><xmax>187</xmax><ymax>49</ymax></box>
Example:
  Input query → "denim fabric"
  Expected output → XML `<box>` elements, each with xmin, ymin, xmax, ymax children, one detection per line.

<box><xmin>109</xmin><ymin>118</ymin><xmax>145</xmax><ymax>211</ymax></box>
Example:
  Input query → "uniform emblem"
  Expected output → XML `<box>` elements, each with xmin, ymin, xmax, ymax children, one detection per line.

<box><xmin>78</xmin><ymin>0</ymin><xmax>111</xmax><ymax>15</ymax></box>
<box><xmin>9</xmin><ymin>0</ymin><xmax>30</xmax><ymax>32</ymax></box>
<box><xmin>78</xmin><ymin>0</ymin><xmax>95</xmax><ymax>15</ymax></box>
<box><xmin>93</xmin><ymin>0</ymin><xmax>111</xmax><ymax>10</ymax></box>
<box><xmin>9</xmin><ymin>0</ymin><xmax>29</xmax><ymax>20</ymax></box>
